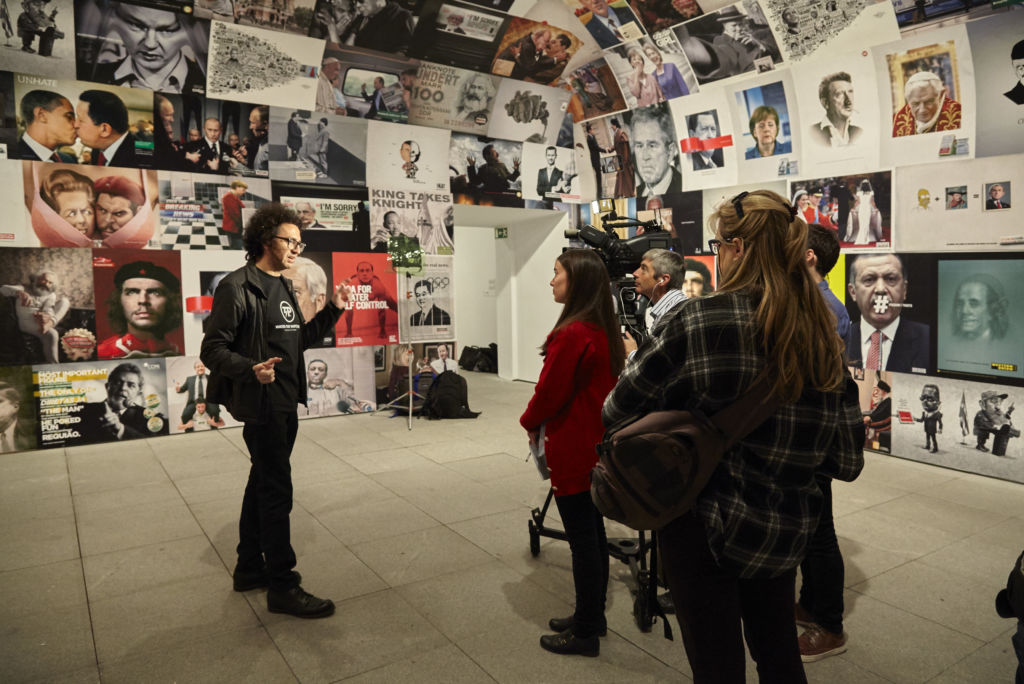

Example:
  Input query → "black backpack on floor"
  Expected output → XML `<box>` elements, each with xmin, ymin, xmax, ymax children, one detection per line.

<box><xmin>422</xmin><ymin>371</ymin><xmax>481</xmax><ymax>420</ymax></box>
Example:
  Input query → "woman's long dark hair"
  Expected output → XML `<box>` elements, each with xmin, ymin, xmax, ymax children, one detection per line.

<box><xmin>543</xmin><ymin>248</ymin><xmax>625</xmax><ymax>376</ymax></box>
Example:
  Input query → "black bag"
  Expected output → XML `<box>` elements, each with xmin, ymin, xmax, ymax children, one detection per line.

<box><xmin>591</xmin><ymin>373</ymin><xmax>781</xmax><ymax>531</ymax></box>
<box><xmin>422</xmin><ymin>371</ymin><xmax>480</xmax><ymax>420</ymax></box>
<box><xmin>458</xmin><ymin>344</ymin><xmax>498</xmax><ymax>373</ymax></box>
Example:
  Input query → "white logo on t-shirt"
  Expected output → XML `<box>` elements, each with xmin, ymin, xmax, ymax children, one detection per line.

<box><xmin>280</xmin><ymin>300</ymin><xmax>295</xmax><ymax>322</ymax></box>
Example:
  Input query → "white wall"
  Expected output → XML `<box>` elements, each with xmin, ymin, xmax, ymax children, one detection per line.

<box><xmin>453</xmin><ymin>224</ymin><xmax>499</xmax><ymax>350</ymax></box>
<box><xmin>453</xmin><ymin>206</ymin><xmax>568</xmax><ymax>383</ymax></box>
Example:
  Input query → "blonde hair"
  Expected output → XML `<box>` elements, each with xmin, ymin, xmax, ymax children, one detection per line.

<box><xmin>709</xmin><ymin>189</ymin><xmax>845</xmax><ymax>401</ymax></box>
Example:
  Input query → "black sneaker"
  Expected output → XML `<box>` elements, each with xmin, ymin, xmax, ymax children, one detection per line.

<box><xmin>267</xmin><ymin>585</ymin><xmax>335</xmax><ymax>619</ymax></box>
<box><xmin>233</xmin><ymin>566</ymin><xmax>301</xmax><ymax>592</ymax></box>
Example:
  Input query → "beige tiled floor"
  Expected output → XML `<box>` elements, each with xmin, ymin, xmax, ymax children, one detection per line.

<box><xmin>0</xmin><ymin>371</ymin><xmax>1019</xmax><ymax>683</ymax></box>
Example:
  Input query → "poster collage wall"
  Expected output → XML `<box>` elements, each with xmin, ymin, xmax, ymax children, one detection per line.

<box><xmin>0</xmin><ymin>0</ymin><xmax>1021</xmax><ymax>486</ymax></box>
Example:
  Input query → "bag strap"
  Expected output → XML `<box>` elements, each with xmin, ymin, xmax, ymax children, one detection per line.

<box><xmin>708</xmin><ymin>369</ymin><xmax>784</xmax><ymax>450</ymax></box>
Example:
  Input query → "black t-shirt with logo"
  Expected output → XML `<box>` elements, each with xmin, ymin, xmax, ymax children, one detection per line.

<box><xmin>258</xmin><ymin>270</ymin><xmax>302</xmax><ymax>412</ymax></box>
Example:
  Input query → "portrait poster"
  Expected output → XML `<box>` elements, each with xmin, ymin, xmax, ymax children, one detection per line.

<box><xmin>893</xmin><ymin>155</ymin><xmax>1024</xmax><ymax>252</ymax></box>
<box><xmin>195</xmin><ymin>0</ymin><xmax>317</xmax><ymax>35</ymax></box>
<box><xmin>0</xmin><ymin>0</ymin><xmax>75</xmax><ymax>79</ymax></box>
<box><xmin>843</xmin><ymin>252</ymin><xmax>937</xmax><ymax>376</ymax></box>
<box><xmin>760</xmin><ymin>0</ymin><xmax>897</xmax><ymax>63</ymax></box>
<box><xmin>398</xmin><ymin>254</ymin><xmax>454</xmax><ymax>343</ymax></box>
<box><xmin>671</xmin><ymin>0</ymin><xmax>782</xmax><ymax>87</ymax></box>
<box><xmin>0</xmin><ymin>247</ymin><xmax>97</xmax><ymax>366</ymax></box>
<box><xmin>74</xmin><ymin>0</ymin><xmax>210</xmax><ymax>95</ymax></box>
<box><xmin>286</xmin><ymin>252</ymin><xmax>336</xmax><ymax>348</ymax></box>
<box><xmin>449</xmin><ymin>133</ymin><xmax>524</xmax><ymax>207</ymax></box>
<box><xmin>849</xmin><ymin>365</ymin><xmax>893</xmax><ymax>453</ymax></box>
<box><xmin>890</xmin><ymin>371</ymin><xmax>1024</xmax><ymax>482</ymax></box>
<box><xmin>308</xmin><ymin>0</ymin><xmax>421</xmax><ymax>55</ymax></box>
<box><xmin>936</xmin><ymin>257</ymin><xmax>1024</xmax><ymax>383</ymax></box>
<box><xmin>486</xmin><ymin>79</ymin><xmax>571</xmax><ymax>147</ymax></box>
<box><xmin>163</xmin><ymin>355</ymin><xmax>241</xmax><ymax>434</ymax></box>
<box><xmin>625</xmin><ymin>0</ymin><xmax>701</xmax><ymax>34</ymax></box>
<box><xmin>155</xmin><ymin>171</ymin><xmax>273</xmax><ymax>250</ymax></box>
<box><xmin>669</xmin><ymin>89</ymin><xmax>738</xmax><ymax>191</ymax></box>
<box><xmin>874</xmin><ymin>25</ymin><xmax>976</xmax><ymax>168</ymax></box>
<box><xmin>560</xmin><ymin>58</ymin><xmax>628</xmax><ymax>123</ymax></box>
<box><xmin>520</xmin><ymin>142</ymin><xmax>580</xmax><ymax>202</ymax></box>
<box><xmin>636</xmin><ymin>190</ymin><xmax>703</xmax><ymax>255</ymax></box>
<box><xmin>791</xmin><ymin>50</ymin><xmax>881</xmax><ymax>177</ymax></box>
<box><xmin>789</xmin><ymin>170</ymin><xmax>893</xmax><ymax>251</ymax></box>
<box><xmin>408</xmin><ymin>0</ymin><xmax>507</xmax><ymax>69</ymax></box>
<box><xmin>728</xmin><ymin>71</ymin><xmax>801</xmax><ymax>184</ymax></box>
<box><xmin>268</xmin><ymin>108</ymin><xmax>366</xmax><ymax>187</ymax></box>
<box><xmin>563</xmin><ymin>0</ymin><xmax>645</xmax><ymax>50</ymax></box>
<box><xmin>271</xmin><ymin>182</ymin><xmax>370</xmax><ymax>252</ymax></box>
<box><xmin>0</xmin><ymin>365</ymin><xmax>38</xmax><ymax>453</ymax></box>
<box><xmin>584</xmin><ymin>114</ymin><xmax>633</xmax><ymax>200</ymax></box>
<box><xmin>700</xmin><ymin>179</ymin><xmax>785</xmax><ymax>247</ymax></box>
<box><xmin>324</xmin><ymin>45</ymin><xmax>418</xmax><ymax>123</ymax></box>
<box><xmin>680</xmin><ymin>254</ymin><xmax>716</xmax><ymax>297</ymax></box>
<box><xmin>407</xmin><ymin>63</ymin><xmax>499</xmax><ymax>134</ymax></box>
<box><xmin>206</xmin><ymin>20</ymin><xmax>324</xmax><ymax>109</ymax></box>
<box><xmin>604</xmin><ymin>34</ymin><xmax>698</xmax><ymax>110</ymax></box>
<box><xmin>154</xmin><ymin>94</ymin><xmax>269</xmax><ymax>178</ymax></box>
<box><xmin>92</xmin><ymin>248</ymin><xmax>184</xmax><ymax>360</ymax></box>
<box><xmin>34</xmin><ymin>357</ymin><xmax>170</xmax><ymax>449</ymax></box>
<box><xmin>619</xmin><ymin>102</ymin><xmax>682</xmax><ymax>200</ymax></box>
<box><xmin>299</xmin><ymin>346</ymin><xmax>377</xmax><ymax>418</ymax></box>
<box><xmin>331</xmin><ymin>252</ymin><xmax>400</xmax><ymax>347</ymax></box>
<box><xmin>489</xmin><ymin>16</ymin><xmax>582</xmax><ymax>86</ymax></box>
<box><xmin>966</xmin><ymin>15</ymin><xmax>1024</xmax><ymax>159</ymax></box>
<box><xmin>0</xmin><ymin>160</ymin><xmax>30</xmax><ymax>247</ymax></box>
<box><xmin>178</xmin><ymin>250</ymin><xmax>246</xmax><ymax>356</ymax></box>
<box><xmin>21</xmin><ymin>162</ymin><xmax>159</xmax><ymax>249</ymax></box>
<box><xmin>12</xmin><ymin>74</ymin><xmax>155</xmax><ymax>167</ymax></box>
<box><xmin>365</xmin><ymin>120</ymin><xmax>451</xmax><ymax>194</ymax></box>
<box><xmin>368</xmin><ymin>186</ymin><xmax>454</xmax><ymax>257</ymax></box>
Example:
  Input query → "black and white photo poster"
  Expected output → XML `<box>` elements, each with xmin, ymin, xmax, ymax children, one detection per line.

<box><xmin>398</xmin><ymin>254</ymin><xmax>454</xmax><ymax>342</ymax></box>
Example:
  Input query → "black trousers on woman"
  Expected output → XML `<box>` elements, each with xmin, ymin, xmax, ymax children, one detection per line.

<box><xmin>554</xmin><ymin>490</ymin><xmax>609</xmax><ymax>638</ymax></box>
<box><xmin>659</xmin><ymin>511</ymin><xmax>807</xmax><ymax>684</ymax></box>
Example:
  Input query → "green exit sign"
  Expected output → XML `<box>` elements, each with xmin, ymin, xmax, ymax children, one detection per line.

<box><xmin>495</xmin><ymin>226</ymin><xmax>508</xmax><ymax>239</ymax></box>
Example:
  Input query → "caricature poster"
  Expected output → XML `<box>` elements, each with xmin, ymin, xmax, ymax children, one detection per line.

<box><xmin>891</xmin><ymin>371</ymin><xmax>1024</xmax><ymax>483</ymax></box>
<box><xmin>966</xmin><ymin>14</ymin><xmax>1024</xmax><ymax>159</ymax></box>
<box><xmin>850</xmin><ymin>365</ymin><xmax>893</xmax><ymax>454</ymax></box>
<box><xmin>365</xmin><ymin>120</ymin><xmax>451</xmax><ymax>194</ymax></box>
<box><xmin>332</xmin><ymin>252</ymin><xmax>400</xmax><ymax>347</ymax></box>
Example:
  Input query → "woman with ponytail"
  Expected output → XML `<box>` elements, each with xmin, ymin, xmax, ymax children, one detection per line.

<box><xmin>521</xmin><ymin>248</ymin><xmax>625</xmax><ymax>658</ymax></box>
<box><xmin>603</xmin><ymin>189</ymin><xmax>864</xmax><ymax>682</ymax></box>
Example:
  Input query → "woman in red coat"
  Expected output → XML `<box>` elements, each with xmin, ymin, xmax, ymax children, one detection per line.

<box><xmin>520</xmin><ymin>248</ymin><xmax>625</xmax><ymax>657</ymax></box>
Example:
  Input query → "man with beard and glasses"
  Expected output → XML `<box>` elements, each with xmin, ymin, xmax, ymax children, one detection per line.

<box><xmin>76</xmin><ymin>362</ymin><xmax>168</xmax><ymax>443</ymax></box>
<box><xmin>97</xmin><ymin>261</ymin><xmax>182</xmax><ymax>359</ymax></box>
<box><xmin>1</xmin><ymin>271</ymin><xmax>70</xmax><ymax>364</ymax></box>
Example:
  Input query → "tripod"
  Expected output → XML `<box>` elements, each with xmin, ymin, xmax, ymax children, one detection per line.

<box><xmin>379</xmin><ymin>364</ymin><xmax>429</xmax><ymax>430</ymax></box>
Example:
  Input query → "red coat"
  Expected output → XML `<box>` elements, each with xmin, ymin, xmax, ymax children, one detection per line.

<box><xmin>520</xmin><ymin>321</ymin><xmax>617</xmax><ymax>496</ymax></box>
<box><xmin>221</xmin><ymin>192</ymin><xmax>244</xmax><ymax>235</ymax></box>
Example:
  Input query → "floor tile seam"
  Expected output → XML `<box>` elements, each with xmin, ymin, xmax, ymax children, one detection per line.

<box><xmin>892</xmin><ymin>486</ymin><xmax>1020</xmax><ymax>522</ymax></box>
<box><xmin>93</xmin><ymin>619</ymin><xmax>270</xmax><ymax>668</ymax></box>
<box><xmin>917</xmin><ymin>637</ymin><xmax>1000</xmax><ymax>684</ymax></box>
<box><xmin>64</xmin><ymin>448</ymin><xmax>103</xmax><ymax>680</ymax></box>
<box><xmin>356</xmin><ymin>550</ymin><xmax>500</xmax><ymax>591</ymax></box>
<box><xmin>845</xmin><ymin>585</ymin><xmax>993</xmax><ymax>644</ymax></box>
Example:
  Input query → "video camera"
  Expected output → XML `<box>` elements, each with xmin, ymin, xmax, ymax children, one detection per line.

<box><xmin>564</xmin><ymin>212</ymin><xmax>675</xmax><ymax>339</ymax></box>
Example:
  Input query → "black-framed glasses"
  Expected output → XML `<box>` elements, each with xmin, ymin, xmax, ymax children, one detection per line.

<box><xmin>272</xmin><ymin>235</ymin><xmax>307</xmax><ymax>253</ymax></box>
<box><xmin>732</xmin><ymin>191</ymin><xmax>749</xmax><ymax>219</ymax></box>
<box><xmin>707</xmin><ymin>237</ymin><xmax>735</xmax><ymax>255</ymax></box>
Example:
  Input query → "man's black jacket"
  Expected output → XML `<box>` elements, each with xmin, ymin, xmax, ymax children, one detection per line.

<box><xmin>200</xmin><ymin>262</ymin><xmax>342</xmax><ymax>422</ymax></box>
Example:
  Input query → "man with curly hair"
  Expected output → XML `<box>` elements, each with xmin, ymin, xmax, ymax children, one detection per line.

<box><xmin>201</xmin><ymin>203</ymin><xmax>353</xmax><ymax>619</ymax></box>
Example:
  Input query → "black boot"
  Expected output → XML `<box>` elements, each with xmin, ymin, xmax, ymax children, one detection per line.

<box><xmin>540</xmin><ymin>628</ymin><xmax>599</xmax><ymax>657</ymax></box>
<box><xmin>548</xmin><ymin>615</ymin><xmax>607</xmax><ymax>636</ymax></box>
<box><xmin>267</xmin><ymin>585</ymin><xmax>335</xmax><ymax>618</ymax></box>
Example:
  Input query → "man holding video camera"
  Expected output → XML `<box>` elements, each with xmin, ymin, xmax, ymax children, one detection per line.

<box><xmin>623</xmin><ymin>248</ymin><xmax>686</xmax><ymax>360</ymax></box>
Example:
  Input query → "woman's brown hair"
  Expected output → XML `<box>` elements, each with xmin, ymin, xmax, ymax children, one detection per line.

<box><xmin>544</xmin><ymin>248</ymin><xmax>626</xmax><ymax>377</ymax></box>
<box><xmin>709</xmin><ymin>189</ymin><xmax>845</xmax><ymax>401</ymax></box>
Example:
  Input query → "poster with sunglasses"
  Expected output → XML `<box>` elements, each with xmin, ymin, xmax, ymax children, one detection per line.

<box><xmin>331</xmin><ymin>252</ymin><xmax>399</xmax><ymax>347</ymax></box>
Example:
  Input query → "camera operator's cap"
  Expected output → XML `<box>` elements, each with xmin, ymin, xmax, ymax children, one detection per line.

<box><xmin>981</xmin><ymin>390</ymin><xmax>1008</xmax><ymax>402</ymax></box>
<box><xmin>114</xmin><ymin>261</ymin><xmax>180</xmax><ymax>290</ymax></box>
<box><xmin>715</xmin><ymin>7</ymin><xmax>745</xmax><ymax>23</ymax></box>
<box><xmin>996</xmin><ymin>550</ymin><xmax>1024</xmax><ymax>619</ymax></box>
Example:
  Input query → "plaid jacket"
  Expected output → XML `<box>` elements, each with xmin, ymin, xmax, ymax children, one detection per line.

<box><xmin>603</xmin><ymin>291</ymin><xmax>864</xmax><ymax>578</ymax></box>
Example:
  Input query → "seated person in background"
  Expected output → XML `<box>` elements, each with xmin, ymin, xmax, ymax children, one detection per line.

<box><xmin>1</xmin><ymin>270</ymin><xmax>70</xmax><ymax>364</ymax></box>
<box><xmin>429</xmin><ymin>343</ymin><xmax>457</xmax><ymax>374</ymax></box>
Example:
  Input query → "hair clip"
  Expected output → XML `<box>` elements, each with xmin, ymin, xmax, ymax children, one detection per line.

<box><xmin>787</xmin><ymin>203</ymin><xmax>798</xmax><ymax>221</ymax></box>
<box><xmin>731</xmin><ymin>191</ymin><xmax>749</xmax><ymax>219</ymax></box>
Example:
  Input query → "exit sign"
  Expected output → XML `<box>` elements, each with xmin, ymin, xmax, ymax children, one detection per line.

<box><xmin>495</xmin><ymin>226</ymin><xmax>508</xmax><ymax>239</ymax></box>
